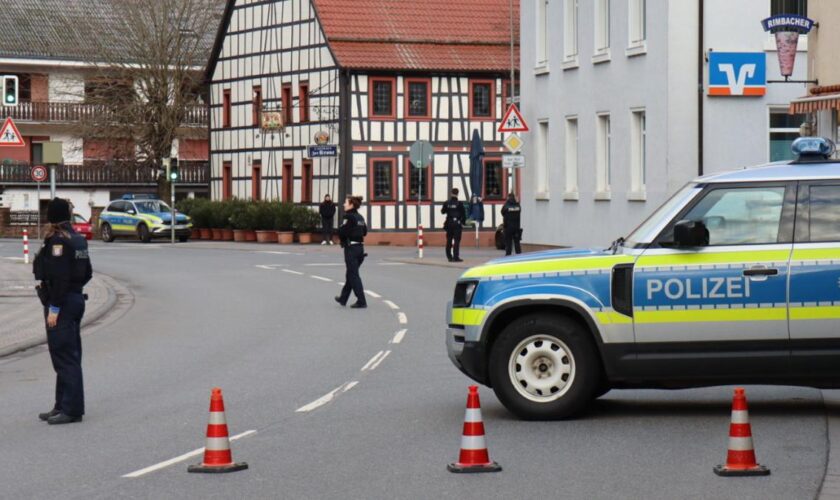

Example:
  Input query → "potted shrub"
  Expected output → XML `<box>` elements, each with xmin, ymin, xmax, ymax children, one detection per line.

<box><xmin>292</xmin><ymin>206</ymin><xmax>320</xmax><ymax>244</ymax></box>
<box><xmin>273</xmin><ymin>202</ymin><xmax>295</xmax><ymax>244</ymax></box>
<box><xmin>230</xmin><ymin>200</ymin><xmax>255</xmax><ymax>242</ymax></box>
<box><xmin>176</xmin><ymin>197</ymin><xmax>206</xmax><ymax>239</ymax></box>
<box><xmin>206</xmin><ymin>201</ymin><xmax>224</xmax><ymax>240</ymax></box>
<box><xmin>185</xmin><ymin>199</ymin><xmax>212</xmax><ymax>239</ymax></box>
<box><xmin>219</xmin><ymin>200</ymin><xmax>237</xmax><ymax>241</ymax></box>
<box><xmin>253</xmin><ymin>202</ymin><xmax>276</xmax><ymax>243</ymax></box>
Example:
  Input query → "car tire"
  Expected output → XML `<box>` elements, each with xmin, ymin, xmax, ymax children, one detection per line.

<box><xmin>101</xmin><ymin>223</ymin><xmax>115</xmax><ymax>243</ymax></box>
<box><xmin>489</xmin><ymin>313</ymin><xmax>601</xmax><ymax>420</ymax></box>
<box><xmin>178</xmin><ymin>235</ymin><xmax>189</xmax><ymax>243</ymax></box>
<box><xmin>138</xmin><ymin>224</ymin><xmax>152</xmax><ymax>243</ymax></box>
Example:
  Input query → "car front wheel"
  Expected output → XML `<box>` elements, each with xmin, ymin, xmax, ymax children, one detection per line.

<box><xmin>137</xmin><ymin>224</ymin><xmax>151</xmax><ymax>243</ymax></box>
<box><xmin>489</xmin><ymin>313</ymin><xmax>600</xmax><ymax>420</ymax></box>
<box><xmin>101</xmin><ymin>223</ymin><xmax>115</xmax><ymax>242</ymax></box>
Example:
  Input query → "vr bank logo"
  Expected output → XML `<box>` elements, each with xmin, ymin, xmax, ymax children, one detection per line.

<box><xmin>708</xmin><ymin>52</ymin><xmax>766</xmax><ymax>96</ymax></box>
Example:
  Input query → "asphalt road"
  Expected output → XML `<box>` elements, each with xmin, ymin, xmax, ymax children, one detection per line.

<box><xmin>0</xmin><ymin>239</ymin><xmax>831</xmax><ymax>499</ymax></box>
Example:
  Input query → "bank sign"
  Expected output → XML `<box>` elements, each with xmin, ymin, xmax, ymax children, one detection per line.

<box><xmin>708</xmin><ymin>52</ymin><xmax>766</xmax><ymax>96</ymax></box>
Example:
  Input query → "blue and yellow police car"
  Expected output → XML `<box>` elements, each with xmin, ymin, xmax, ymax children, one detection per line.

<box><xmin>446</xmin><ymin>137</ymin><xmax>840</xmax><ymax>419</ymax></box>
<box><xmin>99</xmin><ymin>194</ymin><xmax>192</xmax><ymax>243</ymax></box>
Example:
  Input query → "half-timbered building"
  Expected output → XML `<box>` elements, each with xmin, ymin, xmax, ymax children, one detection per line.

<box><xmin>206</xmin><ymin>0</ymin><xmax>519</xmax><ymax>243</ymax></box>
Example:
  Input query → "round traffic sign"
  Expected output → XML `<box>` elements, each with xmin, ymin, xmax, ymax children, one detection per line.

<box><xmin>409</xmin><ymin>140</ymin><xmax>434</xmax><ymax>169</ymax></box>
<box><xmin>31</xmin><ymin>165</ymin><xmax>48</xmax><ymax>182</ymax></box>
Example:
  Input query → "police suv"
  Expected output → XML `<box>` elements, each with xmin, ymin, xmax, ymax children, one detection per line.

<box><xmin>99</xmin><ymin>194</ymin><xmax>192</xmax><ymax>243</ymax></box>
<box><xmin>446</xmin><ymin>137</ymin><xmax>840</xmax><ymax>419</ymax></box>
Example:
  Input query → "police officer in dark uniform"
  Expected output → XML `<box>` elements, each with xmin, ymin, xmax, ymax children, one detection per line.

<box><xmin>334</xmin><ymin>195</ymin><xmax>368</xmax><ymax>308</ymax></box>
<box><xmin>33</xmin><ymin>198</ymin><xmax>92</xmax><ymax>425</ymax></box>
<box><xmin>441</xmin><ymin>188</ymin><xmax>467</xmax><ymax>262</ymax></box>
<box><xmin>501</xmin><ymin>192</ymin><xmax>522</xmax><ymax>256</ymax></box>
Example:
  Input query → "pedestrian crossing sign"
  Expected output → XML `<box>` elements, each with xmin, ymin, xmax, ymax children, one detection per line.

<box><xmin>0</xmin><ymin>117</ymin><xmax>24</xmax><ymax>147</ymax></box>
<box><xmin>498</xmin><ymin>104</ymin><xmax>529</xmax><ymax>133</ymax></box>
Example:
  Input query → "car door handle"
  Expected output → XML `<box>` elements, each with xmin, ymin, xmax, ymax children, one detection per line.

<box><xmin>743</xmin><ymin>268</ymin><xmax>779</xmax><ymax>277</ymax></box>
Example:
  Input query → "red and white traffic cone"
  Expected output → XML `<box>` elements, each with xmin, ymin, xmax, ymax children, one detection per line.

<box><xmin>713</xmin><ymin>387</ymin><xmax>770</xmax><ymax>476</ymax></box>
<box><xmin>188</xmin><ymin>388</ymin><xmax>248</xmax><ymax>473</ymax></box>
<box><xmin>448</xmin><ymin>385</ymin><xmax>501</xmax><ymax>473</ymax></box>
<box><xmin>23</xmin><ymin>229</ymin><xmax>29</xmax><ymax>265</ymax></box>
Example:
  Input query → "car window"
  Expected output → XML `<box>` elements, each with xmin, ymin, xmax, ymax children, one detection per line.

<box><xmin>134</xmin><ymin>201</ymin><xmax>171</xmax><ymax>214</ymax></box>
<box><xmin>73</xmin><ymin>214</ymin><xmax>87</xmax><ymax>223</ymax></box>
<box><xmin>808</xmin><ymin>185</ymin><xmax>840</xmax><ymax>242</ymax></box>
<box><xmin>108</xmin><ymin>202</ymin><xmax>124</xmax><ymax>213</ymax></box>
<box><xmin>660</xmin><ymin>186</ymin><xmax>786</xmax><ymax>246</ymax></box>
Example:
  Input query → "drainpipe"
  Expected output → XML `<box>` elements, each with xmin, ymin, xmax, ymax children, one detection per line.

<box><xmin>698</xmin><ymin>0</ymin><xmax>705</xmax><ymax>176</ymax></box>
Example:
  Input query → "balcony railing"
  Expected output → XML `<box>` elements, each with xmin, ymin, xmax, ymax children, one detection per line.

<box><xmin>0</xmin><ymin>101</ymin><xmax>208</xmax><ymax>127</ymax></box>
<box><xmin>0</xmin><ymin>160</ymin><xmax>209</xmax><ymax>186</ymax></box>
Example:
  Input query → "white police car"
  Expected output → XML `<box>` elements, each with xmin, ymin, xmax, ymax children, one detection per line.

<box><xmin>446</xmin><ymin>137</ymin><xmax>840</xmax><ymax>419</ymax></box>
<box><xmin>99</xmin><ymin>194</ymin><xmax>192</xmax><ymax>243</ymax></box>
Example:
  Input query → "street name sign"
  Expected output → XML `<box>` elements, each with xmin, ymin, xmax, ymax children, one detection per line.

<box><xmin>503</xmin><ymin>153</ymin><xmax>525</xmax><ymax>169</ymax></box>
<box><xmin>0</xmin><ymin>117</ymin><xmax>24</xmax><ymax>147</ymax></box>
<box><xmin>498</xmin><ymin>104</ymin><xmax>529</xmax><ymax>133</ymax></box>
<box><xmin>307</xmin><ymin>145</ymin><xmax>338</xmax><ymax>157</ymax></box>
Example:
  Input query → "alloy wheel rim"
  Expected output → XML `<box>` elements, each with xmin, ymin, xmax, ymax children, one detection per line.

<box><xmin>508</xmin><ymin>335</ymin><xmax>575</xmax><ymax>403</ymax></box>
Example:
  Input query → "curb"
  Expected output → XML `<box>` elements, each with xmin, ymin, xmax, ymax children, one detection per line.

<box><xmin>0</xmin><ymin>271</ymin><xmax>124</xmax><ymax>358</ymax></box>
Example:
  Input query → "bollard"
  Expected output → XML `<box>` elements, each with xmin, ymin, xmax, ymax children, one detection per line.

<box><xmin>23</xmin><ymin>229</ymin><xmax>29</xmax><ymax>265</ymax></box>
<box><xmin>418</xmin><ymin>225</ymin><xmax>424</xmax><ymax>259</ymax></box>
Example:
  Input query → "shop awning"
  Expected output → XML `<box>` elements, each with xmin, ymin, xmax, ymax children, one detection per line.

<box><xmin>790</xmin><ymin>92</ymin><xmax>840</xmax><ymax>114</ymax></box>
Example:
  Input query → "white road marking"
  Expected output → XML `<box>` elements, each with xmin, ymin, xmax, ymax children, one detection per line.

<box><xmin>304</xmin><ymin>263</ymin><xmax>343</xmax><ymax>267</ymax></box>
<box><xmin>4</xmin><ymin>257</ymin><xmax>24</xmax><ymax>261</ymax></box>
<box><xmin>256</xmin><ymin>264</ymin><xmax>283</xmax><ymax>270</ymax></box>
<box><xmin>361</xmin><ymin>351</ymin><xmax>385</xmax><ymax>371</ymax></box>
<box><xmin>256</xmin><ymin>251</ymin><xmax>302</xmax><ymax>255</ymax></box>
<box><xmin>369</xmin><ymin>350</ymin><xmax>391</xmax><ymax>370</ymax></box>
<box><xmin>282</xmin><ymin>269</ymin><xmax>304</xmax><ymax>275</ymax></box>
<box><xmin>365</xmin><ymin>290</ymin><xmax>381</xmax><ymax>299</ymax></box>
<box><xmin>383</xmin><ymin>300</ymin><xmax>399</xmax><ymax>310</ymax></box>
<box><xmin>295</xmin><ymin>381</ymin><xmax>358</xmax><ymax>413</ymax></box>
<box><xmin>390</xmin><ymin>329</ymin><xmax>407</xmax><ymax>344</ymax></box>
<box><xmin>311</xmin><ymin>275</ymin><xmax>332</xmax><ymax>282</ymax></box>
<box><xmin>122</xmin><ymin>430</ymin><xmax>257</xmax><ymax>478</ymax></box>
<box><xmin>338</xmin><ymin>282</ymin><xmax>345</xmax><ymax>286</ymax></box>
<box><xmin>397</xmin><ymin>312</ymin><xmax>407</xmax><ymax>324</ymax></box>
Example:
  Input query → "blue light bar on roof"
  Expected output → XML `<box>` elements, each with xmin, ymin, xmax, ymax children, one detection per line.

<box><xmin>791</xmin><ymin>137</ymin><xmax>836</xmax><ymax>160</ymax></box>
<box><xmin>122</xmin><ymin>194</ymin><xmax>158</xmax><ymax>200</ymax></box>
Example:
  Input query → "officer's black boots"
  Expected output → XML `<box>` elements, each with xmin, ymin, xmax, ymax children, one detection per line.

<box><xmin>334</xmin><ymin>296</ymin><xmax>346</xmax><ymax>306</ymax></box>
<box><xmin>46</xmin><ymin>413</ymin><xmax>83</xmax><ymax>425</ymax></box>
<box><xmin>38</xmin><ymin>409</ymin><xmax>60</xmax><ymax>421</ymax></box>
<box><xmin>350</xmin><ymin>302</ymin><xmax>367</xmax><ymax>309</ymax></box>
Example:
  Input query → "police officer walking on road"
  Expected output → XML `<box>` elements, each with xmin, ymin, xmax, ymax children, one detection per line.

<box><xmin>501</xmin><ymin>192</ymin><xmax>522</xmax><ymax>256</ymax></box>
<box><xmin>442</xmin><ymin>188</ymin><xmax>467</xmax><ymax>262</ymax></box>
<box><xmin>34</xmin><ymin>198</ymin><xmax>92</xmax><ymax>425</ymax></box>
<box><xmin>335</xmin><ymin>196</ymin><xmax>368</xmax><ymax>308</ymax></box>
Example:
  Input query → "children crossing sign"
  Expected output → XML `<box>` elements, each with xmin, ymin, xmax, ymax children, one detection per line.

<box><xmin>0</xmin><ymin>117</ymin><xmax>24</xmax><ymax>147</ymax></box>
<box><xmin>498</xmin><ymin>104</ymin><xmax>529</xmax><ymax>133</ymax></box>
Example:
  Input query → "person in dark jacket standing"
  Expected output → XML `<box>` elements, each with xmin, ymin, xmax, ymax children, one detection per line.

<box><xmin>34</xmin><ymin>198</ymin><xmax>92</xmax><ymax>425</ymax></box>
<box><xmin>441</xmin><ymin>188</ymin><xmax>467</xmax><ymax>262</ymax></box>
<box><xmin>319</xmin><ymin>194</ymin><xmax>336</xmax><ymax>245</ymax></box>
<box><xmin>335</xmin><ymin>196</ymin><xmax>368</xmax><ymax>308</ymax></box>
<box><xmin>501</xmin><ymin>192</ymin><xmax>522</xmax><ymax>256</ymax></box>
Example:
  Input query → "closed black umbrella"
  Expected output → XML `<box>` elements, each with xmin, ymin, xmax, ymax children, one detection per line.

<box><xmin>468</xmin><ymin>129</ymin><xmax>485</xmax><ymax>224</ymax></box>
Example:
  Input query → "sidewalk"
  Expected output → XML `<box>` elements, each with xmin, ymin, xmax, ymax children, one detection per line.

<box><xmin>0</xmin><ymin>259</ymin><xmax>116</xmax><ymax>357</ymax></box>
<box><xmin>388</xmin><ymin>248</ymin><xmax>514</xmax><ymax>270</ymax></box>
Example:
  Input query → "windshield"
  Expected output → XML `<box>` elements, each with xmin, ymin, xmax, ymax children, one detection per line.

<box><xmin>624</xmin><ymin>183</ymin><xmax>702</xmax><ymax>247</ymax></box>
<box><xmin>134</xmin><ymin>201</ymin><xmax>171</xmax><ymax>214</ymax></box>
<box><xmin>73</xmin><ymin>214</ymin><xmax>87</xmax><ymax>223</ymax></box>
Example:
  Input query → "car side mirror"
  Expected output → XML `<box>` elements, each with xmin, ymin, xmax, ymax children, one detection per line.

<box><xmin>673</xmin><ymin>219</ymin><xmax>709</xmax><ymax>247</ymax></box>
<box><xmin>127</xmin><ymin>209</ymin><xmax>136</xmax><ymax>215</ymax></box>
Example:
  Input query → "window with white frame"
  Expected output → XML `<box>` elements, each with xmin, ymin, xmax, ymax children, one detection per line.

<box><xmin>595</xmin><ymin>0</ymin><xmax>610</xmax><ymax>55</ymax></box>
<box><xmin>536</xmin><ymin>0</ymin><xmax>549</xmax><ymax>67</ymax></box>
<box><xmin>536</xmin><ymin>120</ymin><xmax>550</xmax><ymax>196</ymax></box>
<box><xmin>565</xmin><ymin>117</ymin><xmax>578</xmax><ymax>195</ymax></box>
<box><xmin>563</xmin><ymin>0</ymin><xmax>578</xmax><ymax>62</ymax></box>
<box><xmin>596</xmin><ymin>113</ymin><xmax>611</xmax><ymax>196</ymax></box>
<box><xmin>630</xmin><ymin>109</ymin><xmax>646</xmax><ymax>196</ymax></box>
<box><xmin>769</xmin><ymin>108</ymin><xmax>806</xmax><ymax>162</ymax></box>
<box><xmin>629</xmin><ymin>0</ymin><xmax>646</xmax><ymax>48</ymax></box>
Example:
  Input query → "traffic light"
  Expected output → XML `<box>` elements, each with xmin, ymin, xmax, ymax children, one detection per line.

<box><xmin>169</xmin><ymin>158</ymin><xmax>179</xmax><ymax>182</ymax></box>
<box><xmin>2</xmin><ymin>76</ymin><xmax>18</xmax><ymax>106</ymax></box>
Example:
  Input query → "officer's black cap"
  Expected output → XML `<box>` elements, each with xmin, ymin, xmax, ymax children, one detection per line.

<box><xmin>47</xmin><ymin>198</ymin><xmax>71</xmax><ymax>223</ymax></box>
